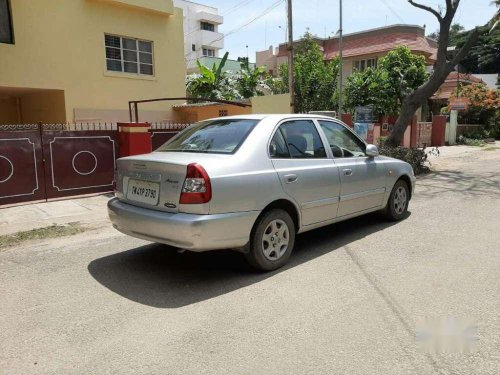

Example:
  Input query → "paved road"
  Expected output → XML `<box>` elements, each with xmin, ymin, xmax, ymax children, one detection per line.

<box><xmin>1</xmin><ymin>147</ymin><xmax>499</xmax><ymax>374</ymax></box>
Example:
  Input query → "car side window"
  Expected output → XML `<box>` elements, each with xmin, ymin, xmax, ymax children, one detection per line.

<box><xmin>277</xmin><ymin>120</ymin><xmax>327</xmax><ymax>159</ymax></box>
<box><xmin>318</xmin><ymin>120</ymin><xmax>366</xmax><ymax>158</ymax></box>
<box><xmin>269</xmin><ymin>128</ymin><xmax>290</xmax><ymax>158</ymax></box>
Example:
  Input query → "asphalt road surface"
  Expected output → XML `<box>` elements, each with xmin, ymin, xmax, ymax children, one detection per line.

<box><xmin>1</xmin><ymin>147</ymin><xmax>499</xmax><ymax>374</ymax></box>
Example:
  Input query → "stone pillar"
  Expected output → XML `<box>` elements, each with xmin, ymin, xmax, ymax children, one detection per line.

<box><xmin>448</xmin><ymin>111</ymin><xmax>458</xmax><ymax>146</ymax></box>
<box><xmin>117</xmin><ymin>122</ymin><xmax>152</xmax><ymax>158</ymax></box>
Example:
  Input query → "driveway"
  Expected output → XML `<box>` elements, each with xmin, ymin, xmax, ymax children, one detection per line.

<box><xmin>1</xmin><ymin>145</ymin><xmax>499</xmax><ymax>374</ymax></box>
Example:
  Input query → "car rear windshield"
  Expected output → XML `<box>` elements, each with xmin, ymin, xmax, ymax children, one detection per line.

<box><xmin>157</xmin><ymin>119</ymin><xmax>259</xmax><ymax>154</ymax></box>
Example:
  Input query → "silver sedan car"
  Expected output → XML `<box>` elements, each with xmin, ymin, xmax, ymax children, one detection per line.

<box><xmin>108</xmin><ymin>114</ymin><xmax>416</xmax><ymax>271</ymax></box>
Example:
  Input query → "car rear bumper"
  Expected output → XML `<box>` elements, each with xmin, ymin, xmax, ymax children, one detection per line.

<box><xmin>107</xmin><ymin>198</ymin><xmax>259</xmax><ymax>251</ymax></box>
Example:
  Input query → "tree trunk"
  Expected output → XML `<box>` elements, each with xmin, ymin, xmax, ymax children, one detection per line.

<box><xmin>386</xmin><ymin>66</ymin><xmax>452</xmax><ymax>147</ymax></box>
<box><xmin>386</xmin><ymin>0</ymin><xmax>479</xmax><ymax>147</ymax></box>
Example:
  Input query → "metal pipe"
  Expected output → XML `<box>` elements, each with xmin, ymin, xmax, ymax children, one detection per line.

<box><xmin>287</xmin><ymin>0</ymin><xmax>295</xmax><ymax>113</ymax></box>
<box><xmin>338</xmin><ymin>0</ymin><xmax>343</xmax><ymax>118</ymax></box>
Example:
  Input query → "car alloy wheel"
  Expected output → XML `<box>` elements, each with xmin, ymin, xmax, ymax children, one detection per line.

<box><xmin>393</xmin><ymin>186</ymin><xmax>407</xmax><ymax>215</ymax></box>
<box><xmin>261</xmin><ymin>219</ymin><xmax>289</xmax><ymax>261</ymax></box>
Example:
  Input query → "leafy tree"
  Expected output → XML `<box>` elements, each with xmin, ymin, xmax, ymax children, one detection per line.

<box><xmin>236</xmin><ymin>61</ymin><xmax>269</xmax><ymax>98</ymax></box>
<box><xmin>275</xmin><ymin>32</ymin><xmax>339</xmax><ymax>113</ymax></box>
<box><xmin>266</xmin><ymin>72</ymin><xmax>289</xmax><ymax>95</ymax></box>
<box><xmin>343</xmin><ymin>46</ymin><xmax>427</xmax><ymax>117</ymax></box>
<box><xmin>378</xmin><ymin>46</ymin><xmax>428</xmax><ymax>107</ymax></box>
<box><xmin>343</xmin><ymin>68</ymin><xmax>396</xmax><ymax>116</ymax></box>
<box><xmin>454</xmin><ymin>25</ymin><xmax>500</xmax><ymax>74</ymax></box>
<box><xmin>386</xmin><ymin>0</ymin><xmax>480</xmax><ymax>147</ymax></box>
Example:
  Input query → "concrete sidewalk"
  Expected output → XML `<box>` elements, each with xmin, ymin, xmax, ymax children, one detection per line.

<box><xmin>0</xmin><ymin>194</ymin><xmax>112</xmax><ymax>236</ymax></box>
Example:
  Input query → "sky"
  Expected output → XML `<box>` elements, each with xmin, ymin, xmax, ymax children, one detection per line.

<box><xmin>193</xmin><ymin>0</ymin><xmax>496</xmax><ymax>62</ymax></box>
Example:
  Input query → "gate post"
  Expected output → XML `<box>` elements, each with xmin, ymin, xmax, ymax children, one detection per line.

<box><xmin>431</xmin><ymin>115</ymin><xmax>447</xmax><ymax>147</ymax></box>
<box><xmin>117</xmin><ymin>122</ymin><xmax>152</xmax><ymax>157</ymax></box>
<box><xmin>340</xmin><ymin>113</ymin><xmax>353</xmax><ymax>128</ymax></box>
<box><xmin>410</xmin><ymin>116</ymin><xmax>418</xmax><ymax>148</ymax></box>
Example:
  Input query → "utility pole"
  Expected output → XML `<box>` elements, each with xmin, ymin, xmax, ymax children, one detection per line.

<box><xmin>338</xmin><ymin>0</ymin><xmax>343</xmax><ymax>118</ymax></box>
<box><xmin>287</xmin><ymin>0</ymin><xmax>295</xmax><ymax>113</ymax></box>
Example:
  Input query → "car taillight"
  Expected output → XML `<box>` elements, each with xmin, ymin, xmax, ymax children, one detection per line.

<box><xmin>179</xmin><ymin>163</ymin><xmax>212</xmax><ymax>204</ymax></box>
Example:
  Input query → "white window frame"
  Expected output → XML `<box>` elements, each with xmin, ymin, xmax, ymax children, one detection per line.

<box><xmin>105</xmin><ymin>34</ymin><xmax>154</xmax><ymax>76</ymax></box>
<box><xmin>202</xmin><ymin>48</ymin><xmax>215</xmax><ymax>57</ymax></box>
<box><xmin>353</xmin><ymin>57</ymin><xmax>378</xmax><ymax>73</ymax></box>
<box><xmin>200</xmin><ymin>21</ymin><xmax>215</xmax><ymax>32</ymax></box>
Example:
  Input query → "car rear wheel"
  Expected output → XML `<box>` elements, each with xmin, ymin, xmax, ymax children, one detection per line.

<box><xmin>383</xmin><ymin>179</ymin><xmax>409</xmax><ymax>221</ymax></box>
<box><xmin>245</xmin><ymin>209</ymin><xmax>295</xmax><ymax>271</ymax></box>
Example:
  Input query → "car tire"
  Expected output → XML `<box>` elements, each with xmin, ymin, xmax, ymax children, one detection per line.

<box><xmin>383</xmin><ymin>179</ymin><xmax>410</xmax><ymax>221</ymax></box>
<box><xmin>245</xmin><ymin>209</ymin><xmax>296</xmax><ymax>272</ymax></box>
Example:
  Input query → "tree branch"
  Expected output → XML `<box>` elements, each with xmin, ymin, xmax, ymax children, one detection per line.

<box><xmin>408</xmin><ymin>0</ymin><xmax>442</xmax><ymax>21</ymax></box>
<box><xmin>449</xmin><ymin>27</ymin><xmax>480</xmax><ymax>67</ymax></box>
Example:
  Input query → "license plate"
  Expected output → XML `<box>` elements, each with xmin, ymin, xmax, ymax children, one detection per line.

<box><xmin>126</xmin><ymin>179</ymin><xmax>160</xmax><ymax>205</ymax></box>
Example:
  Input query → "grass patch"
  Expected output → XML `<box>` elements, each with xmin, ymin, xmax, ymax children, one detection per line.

<box><xmin>0</xmin><ymin>223</ymin><xmax>85</xmax><ymax>249</ymax></box>
<box><xmin>483</xmin><ymin>146</ymin><xmax>500</xmax><ymax>151</ymax></box>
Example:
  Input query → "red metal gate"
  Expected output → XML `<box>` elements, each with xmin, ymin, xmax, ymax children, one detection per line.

<box><xmin>149</xmin><ymin>122</ymin><xmax>190</xmax><ymax>151</ymax></box>
<box><xmin>0</xmin><ymin>123</ymin><xmax>190</xmax><ymax>207</ymax></box>
<box><xmin>0</xmin><ymin>124</ymin><xmax>118</xmax><ymax>206</ymax></box>
<box><xmin>0</xmin><ymin>126</ymin><xmax>47</xmax><ymax>206</ymax></box>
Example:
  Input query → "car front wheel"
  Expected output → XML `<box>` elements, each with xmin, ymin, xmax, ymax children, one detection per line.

<box><xmin>245</xmin><ymin>209</ymin><xmax>295</xmax><ymax>271</ymax></box>
<box><xmin>384</xmin><ymin>179</ymin><xmax>410</xmax><ymax>221</ymax></box>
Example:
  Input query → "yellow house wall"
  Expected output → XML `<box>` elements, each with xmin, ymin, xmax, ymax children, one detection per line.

<box><xmin>251</xmin><ymin>94</ymin><xmax>291</xmax><ymax>114</ymax></box>
<box><xmin>96</xmin><ymin>0</ymin><xmax>174</xmax><ymax>15</ymax></box>
<box><xmin>0</xmin><ymin>0</ymin><xmax>185</xmax><ymax>123</ymax></box>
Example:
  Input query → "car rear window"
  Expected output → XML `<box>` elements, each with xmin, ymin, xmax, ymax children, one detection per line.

<box><xmin>157</xmin><ymin>119</ymin><xmax>259</xmax><ymax>154</ymax></box>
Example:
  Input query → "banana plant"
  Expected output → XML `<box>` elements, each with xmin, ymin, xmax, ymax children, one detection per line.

<box><xmin>186</xmin><ymin>52</ymin><xmax>239</xmax><ymax>100</ymax></box>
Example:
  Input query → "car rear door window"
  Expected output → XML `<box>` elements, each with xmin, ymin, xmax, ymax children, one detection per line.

<box><xmin>277</xmin><ymin>120</ymin><xmax>326</xmax><ymax>159</ymax></box>
<box><xmin>269</xmin><ymin>129</ymin><xmax>290</xmax><ymax>158</ymax></box>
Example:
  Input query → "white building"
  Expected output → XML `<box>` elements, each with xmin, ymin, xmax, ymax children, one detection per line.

<box><xmin>173</xmin><ymin>0</ymin><xmax>224</xmax><ymax>67</ymax></box>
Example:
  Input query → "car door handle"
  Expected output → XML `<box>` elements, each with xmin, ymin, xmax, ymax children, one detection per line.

<box><xmin>284</xmin><ymin>174</ymin><xmax>298</xmax><ymax>183</ymax></box>
<box><xmin>343</xmin><ymin>169</ymin><xmax>353</xmax><ymax>176</ymax></box>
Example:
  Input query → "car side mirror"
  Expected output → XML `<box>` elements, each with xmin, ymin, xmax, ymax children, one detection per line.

<box><xmin>365</xmin><ymin>144</ymin><xmax>379</xmax><ymax>157</ymax></box>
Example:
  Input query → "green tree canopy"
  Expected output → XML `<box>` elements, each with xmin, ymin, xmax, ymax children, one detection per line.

<box><xmin>455</xmin><ymin>24</ymin><xmax>500</xmax><ymax>74</ymax></box>
<box><xmin>343</xmin><ymin>46</ymin><xmax>428</xmax><ymax>116</ymax></box>
<box><xmin>343</xmin><ymin>68</ymin><xmax>397</xmax><ymax>116</ymax></box>
<box><xmin>275</xmin><ymin>32</ymin><xmax>340</xmax><ymax>113</ymax></box>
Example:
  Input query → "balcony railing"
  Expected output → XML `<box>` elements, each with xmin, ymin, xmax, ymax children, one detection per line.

<box><xmin>199</xmin><ymin>30</ymin><xmax>224</xmax><ymax>50</ymax></box>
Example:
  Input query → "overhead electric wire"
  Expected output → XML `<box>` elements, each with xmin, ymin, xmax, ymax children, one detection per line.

<box><xmin>184</xmin><ymin>0</ymin><xmax>258</xmax><ymax>38</ymax></box>
<box><xmin>378</xmin><ymin>0</ymin><xmax>406</xmax><ymax>23</ymax></box>
<box><xmin>186</xmin><ymin>0</ymin><xmax>285</xmax><ymax>62</ymax></box>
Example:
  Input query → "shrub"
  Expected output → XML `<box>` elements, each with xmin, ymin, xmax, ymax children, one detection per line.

<box><xmin>378</xmin><ymin>138</ymin><xmax>439</xmax><ymax>175</ymax></box>
<box><xmin>457</xmin><ymin>135</ymin><xmax>486</xmax><ymax>146</ymax></box>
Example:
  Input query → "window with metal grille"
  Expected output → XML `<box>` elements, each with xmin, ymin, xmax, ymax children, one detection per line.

<box><xmin>0</xmin><ymin>0</ymin><xmax>14</xmax><ymax>44</ymax></box>
<box><xmin>105</xmin><ymin>34</ymin><xmax>154</xmax><ymax>76</ymax></box>
<box><xmin>202</xmin><ymin>48</ymin><xmax>215</xmax><ymax>57</ymax></box>
<box><xmin>353</xmin><ymin>58</ymin><xmax>378</xmax><ymax>73</ymax></box>
<box><xmin>200</xmin><ymin>22</ymin><xmax>215</xmax><ymax>32</ymax></box>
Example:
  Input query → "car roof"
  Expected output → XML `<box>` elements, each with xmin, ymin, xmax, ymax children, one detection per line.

<box><xmin>206</xmin><ymin>114</ymin><xmax>342</xmax><ymax>122</ymax></box>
